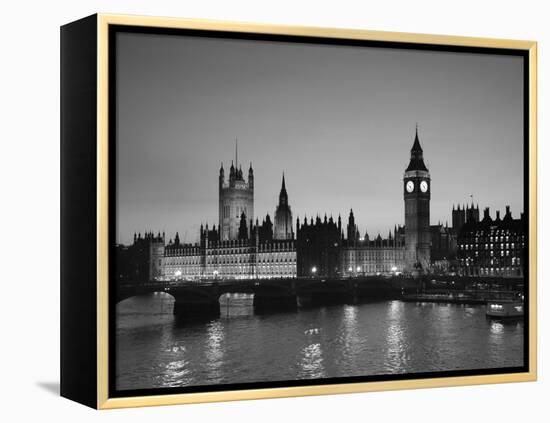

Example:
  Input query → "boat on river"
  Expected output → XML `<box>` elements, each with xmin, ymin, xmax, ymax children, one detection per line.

<box><xmin>486</xmin><ymin>300</ymin><xmax>524</xmax><ymax>319</ymax></box>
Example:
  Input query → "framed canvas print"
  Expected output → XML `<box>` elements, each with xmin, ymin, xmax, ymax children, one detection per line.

<box><xmin>60</xmin><ymin>14</ymin><xmax>537</xmax><ymax>409</ymax></box>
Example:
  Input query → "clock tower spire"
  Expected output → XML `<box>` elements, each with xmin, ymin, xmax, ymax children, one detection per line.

<box><xmin>403</xmin><ymin>126</ymin><xmax>431</xmax><ymax>273</ymax></box>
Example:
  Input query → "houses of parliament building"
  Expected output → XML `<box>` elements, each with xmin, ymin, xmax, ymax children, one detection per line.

<box><xmin>163</xmin><ymin>148</ymin><xmax>298</xmax><ymax>281</ymax></box>
<box><xmin>116</xmin><ymin>129</ymin><xmax>525</xmax><ymax>283</ymax></box>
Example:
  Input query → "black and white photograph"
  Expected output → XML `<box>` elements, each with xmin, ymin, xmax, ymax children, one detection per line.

<box><xmin>112</xmin><ymin>28</ymin><xmax>528</xmax><ymax>395</ymax></box>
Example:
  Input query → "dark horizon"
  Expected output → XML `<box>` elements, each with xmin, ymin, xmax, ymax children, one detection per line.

<box><xmin>115</xmin><ymin>32</ymin><xmax>524</xmax><ymax>246</ymax></box>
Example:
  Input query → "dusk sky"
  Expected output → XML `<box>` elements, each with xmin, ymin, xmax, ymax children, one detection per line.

<box><xmin>116</xmin><ymin>32</ymin><xmax>524</xmax><ymax>245</ymax></box>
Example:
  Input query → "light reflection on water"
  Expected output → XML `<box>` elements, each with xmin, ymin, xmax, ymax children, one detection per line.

<box><xmin>162</xmin><ymin>358</ymin><xmax>193</xmax><ymax>387</ymax></box>
<box><xmin>339</xmin><ymin>305</ymin><xmax>359</xmax><ymax>366</ymax></box>
<box><xmin>385</xmin><ymin>300</ymin><xmax>410</xmax><ymax>373</ymax></box>
<box><xmin>116</xmin><ymin>294</ymin><xmax>524</xmax><ymax>391</ymax></box>
<box><xmin>205</xmin><ymin>320</ymin><xmax>225</xmax><ymax>382</ymax></box>
<box><xmin>490</xmin><ymin>321</ymin><xmax>505</xmax><ymax>335</ymax></box>
<box><xmin>299</xmin><ymin>343</ymin><xmax>325</xmax><ymax>379</ymax></box>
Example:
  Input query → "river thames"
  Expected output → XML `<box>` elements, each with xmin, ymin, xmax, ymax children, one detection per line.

<box><xmin>115</xmin><ymin>293</ymin><xmax>524</xmax><ymax>391</ymax></box>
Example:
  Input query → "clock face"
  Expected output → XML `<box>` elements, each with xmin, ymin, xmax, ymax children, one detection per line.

<box><xmin>406</xmin><ymin>181</ymin><xmax>414</xmax><ymax>193</ymax></box>
<box><xmin>420</xmin><ymin>181</ymin><xmax>428</xmax><ymax>193</ymax></box>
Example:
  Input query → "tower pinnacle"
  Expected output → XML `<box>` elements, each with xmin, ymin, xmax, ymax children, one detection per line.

<box><xmin>406</xmin><ymin>126</ymin><xmax>428</xmax><ymax>172</ymax></box>
<box><xmin>278</xmin><ymin>172</ymin><xmax>288</xmax><ymax>205</ymax></box>
<box><xmin>274</xmin><ymin>173</ymin><xmax>293</xmax><ymax>240</ymax></box>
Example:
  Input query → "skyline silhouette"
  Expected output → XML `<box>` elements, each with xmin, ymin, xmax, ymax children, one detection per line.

<box><xmin>115</xmin><ymin>32</ymin><xmax>524</xmax><ymax>245</ymax></box>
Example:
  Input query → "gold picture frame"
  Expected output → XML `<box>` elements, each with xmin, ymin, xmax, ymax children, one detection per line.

<box><xmin>60</xmin><ymin>13</ymin><xmax>537</xmax><ymax>409</ymax></box>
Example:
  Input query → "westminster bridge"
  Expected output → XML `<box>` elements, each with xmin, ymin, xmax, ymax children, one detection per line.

<box><xmin>116</xmin><ymin>275</ymin><xmax>524</xmax><ymax>318</ymax></box>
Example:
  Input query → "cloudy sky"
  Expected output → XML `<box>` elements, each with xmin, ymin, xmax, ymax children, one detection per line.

<box><xmin>115</xmin><ymin>31</ymin><xmax>524</xmax><ymax>245</ymax></box>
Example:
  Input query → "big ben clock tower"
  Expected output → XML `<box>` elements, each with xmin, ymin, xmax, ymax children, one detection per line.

<box><xmin>404</xmin><ymin>126</ymin><xmax>431</xmax><ymax>273</ymax></box>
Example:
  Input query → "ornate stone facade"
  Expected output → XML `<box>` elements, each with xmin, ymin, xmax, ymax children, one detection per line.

<box><xmin>296</xmin><ymin>211</ymin><xmax>407</xmax><ymax>278</ymax></box>
<box><xmin>340</xmin><ymin>220</ymin><xmax>406</xmax><ymax>276</ymax></box>
<box><xmin>218</xmin><ymin>152</ymin><xmax>254</xmax><ymax>241</ymax></box>
<box><xmin>162</xmin><ymin>228</ymin><xmax>296</xmax><ymax>280</ymax></box>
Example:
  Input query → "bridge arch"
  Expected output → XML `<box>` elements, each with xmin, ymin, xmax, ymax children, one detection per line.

<box><xmin>116</xmin><ymin>288</ymin><xmax>175</xmax><ymax>304</ymax></box>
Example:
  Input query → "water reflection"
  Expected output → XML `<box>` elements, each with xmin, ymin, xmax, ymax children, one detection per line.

<box><xmin>338</xmin><ymin>305</ymin><xmax>360</xmax><ymax>366</ymax></box>
<box><xmin>384</xmin><ymin>301</ymin><xmax>409</xmax><ymax>372</ymax></box>
<box><xmin>205</xmin><ymin>320</ymin><xmax>225</xmax><ymax>382</ymax></box>
<box><xmin>436</xmin><ymin>303</ymin><xmax>452</xmax><ymax>319</ymax></box>
<box><xmin>490</xmin><ymin>321</ymin><xmax>504</xmax><ymax>335</ymax></box>
<box><xmin>343</xmin><ymin>305</ymin><xmax>358</xmax><ymax>326</ymax></box>
<box><xmin>463</xmin><ymin>306</ymin><xmax>476</xmax><ymax>317</ymax></box>
<box><xmin>163</xmin><ymin>359</ymin><xmax>192</xmax><ymax>385</ymax></box>
<box><xmin>116</xmin><ymin>296</ymin><xmax>524</xmax><ymax>391</ymax></box>
<box><xmin>160</xmin><ymin>344</ymin><xmax>194</xmax><ymax>387</ymax></box>
<box><xmin>388</xmin><ymin>300</ymin><xmax>402</xmax><ymax>318</ymax></box>
<box><xmin>299</xmin><ymin>342</ymin><xmax>325</xmax><ymax>379</ymax></box>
